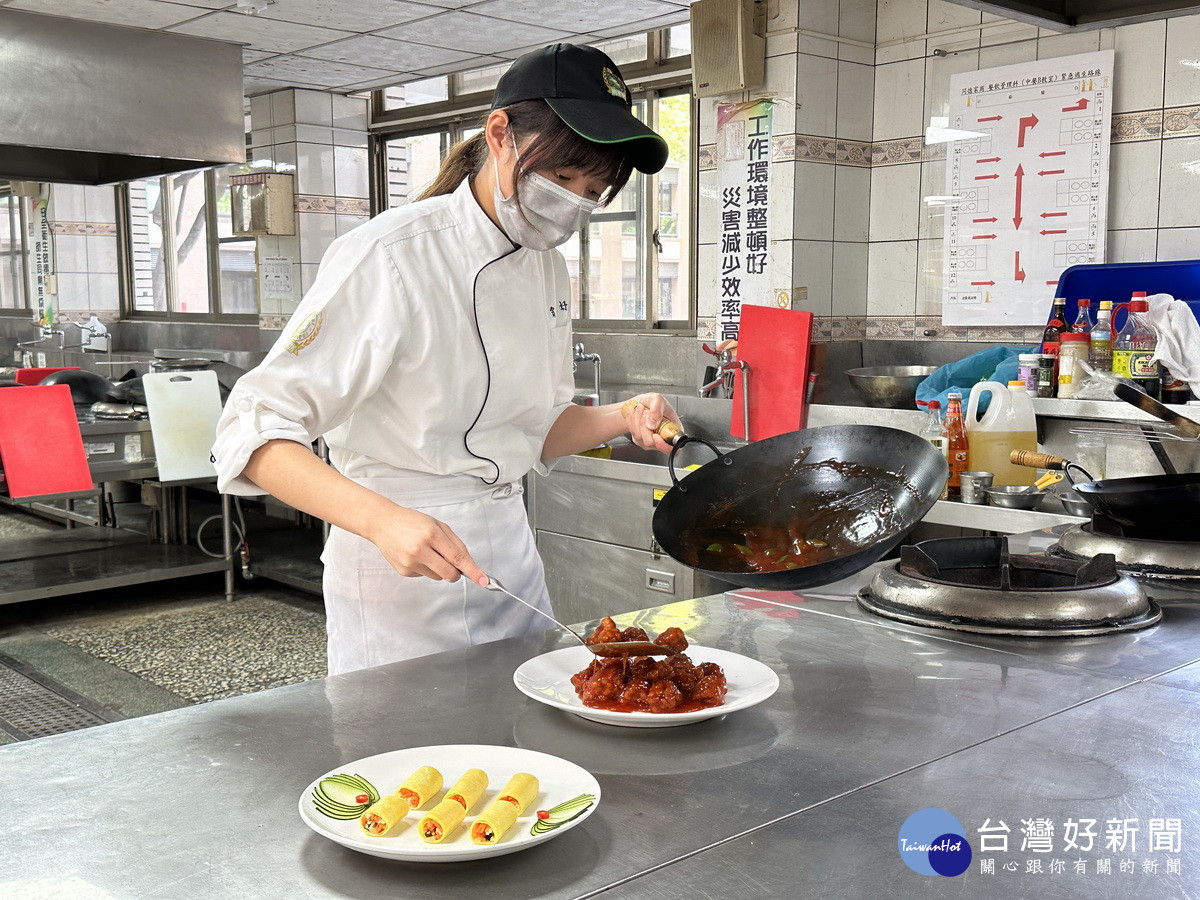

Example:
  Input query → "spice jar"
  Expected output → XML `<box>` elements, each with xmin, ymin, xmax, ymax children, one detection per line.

<box><xmin>1018</xmin><ymin>353</ymin><xmax>1041</xmax><ymax>396</ymax></box>
<box><xmin>1056</xmin><ymin>333</ymin><xmax>1090</xmax><ymax>399</ymax></box>
<box><xmin>1036</xmin><ymin>354</ymin><xmax>1056</xmax><ymax>398</ymax></box>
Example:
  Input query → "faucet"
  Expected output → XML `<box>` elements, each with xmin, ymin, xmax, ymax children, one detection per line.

<box><xmin>70</xmin><ymin>317</ymin><xmax>111</xmax><ymax>353</ymax></box>
<box><xmin>699</xmin><ymin>343</ymin><xmax>750</xmax><ymax>440</ymax></box>
<box><xmin>16</xmin><ymin>323</ymin><xmax>65</xmax><ymax>365</ymax></box>
<box><xmin>572</xmin><ymin>342</ymin><xmax>601</xmax><ymax>406</ymax></box>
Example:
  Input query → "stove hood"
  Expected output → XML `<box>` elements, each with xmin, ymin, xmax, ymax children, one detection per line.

<box><xmin>0</xmin><ymin>9</ymin><xmax>245</xmax><ymax>187</ymax></box>
<box><xmin>946</xmin><ymin>0</ymin><xmax>1200</xmax><ymax>29</ymax></box>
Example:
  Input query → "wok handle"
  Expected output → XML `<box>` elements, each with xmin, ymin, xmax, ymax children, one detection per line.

<box><xmin>621</xmin><ymin>398</ymin><xmax>684</xmax><ymax>444</ymax></box>
<box><xmin>667</xmin><ymin>435</ymin><xmax>728</xmax><ymax>488</ymax></box>
<box><xmin>1010</xmin><ymin>449</ymin><xmax>1067</xmax><ymax>470</ymax></box>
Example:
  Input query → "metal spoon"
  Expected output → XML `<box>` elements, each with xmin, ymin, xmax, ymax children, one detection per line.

<box><xmin>483</xmin><ymin>576</ymin><xmax>670</xmax><ymax>657</ymax></box>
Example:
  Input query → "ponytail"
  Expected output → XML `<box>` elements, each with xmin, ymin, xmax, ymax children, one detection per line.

<box><xmin>417</xmin><ymin>132</ymin><xmax>488</xmax><ymax>201</ymax></box>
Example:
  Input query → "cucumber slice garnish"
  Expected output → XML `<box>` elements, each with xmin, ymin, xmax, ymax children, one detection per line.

<box><xmin>530</xmin><ymin>794</ymin><xmax>596</xmax><ymax>835</ymax></box>
<box><xmin>311</xmin><ymin>773</ymin><xmax>380</xmax><ymax>820</ymax></box>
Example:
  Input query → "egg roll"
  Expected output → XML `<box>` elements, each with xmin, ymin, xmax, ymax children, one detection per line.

<box><xmin>359</xmin><ymin>794</ymin><xmax>409</xmax><ymax>836</ymax></box>
<box><xmin>418</xmin><ymin>769</ymin><xmax>489</xmax><ymax>844</ymax></box>
<box><xmin>469</xmin><ymin>773</ymin><xmax>540</xmax><ymax>845</ymax></box>
<box><xmin>397</xmin><ymin>765</ymin><xmax>443</xmax><ymax>809</ymax></box>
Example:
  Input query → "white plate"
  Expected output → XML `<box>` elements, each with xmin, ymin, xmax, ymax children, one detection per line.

<box><xmin>512</xmin><ymin>645</ymin><xmax>780</xmax><ymax>728</ymax></box>
<box><xmin>298</xmin><ymin>744</ymin><xmax>600</xmax><ymax>862</ymax></box>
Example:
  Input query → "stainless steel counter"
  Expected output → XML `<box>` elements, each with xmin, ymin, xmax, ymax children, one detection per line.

<box><xmin>2</xmin><ymin>558</ymin><xmax>1199</xmax><ymax>897</ymax></box>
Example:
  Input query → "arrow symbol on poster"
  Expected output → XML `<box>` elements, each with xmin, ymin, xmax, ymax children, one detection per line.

<box><xmin>976</xmin><ymin>174</ymin><xmax>999</xmax><ymax>180</ymax></box>
<box><xmin>1014</xmin><ymin>251</ymin><xmax>1026</xmax><ymax>283</ymax></box>
<box><xmin>1013</xmin><ymin>164</ymin><xmax>1025</xmax><ymax>230</ymax></box>
<box><xmin>1040</xmin><ymin>229</ymin><xmax>1067</xmax><ymax>235</ymax></box>
<box><xmin>1038</xmin><ymin>169</ymin><xmax>1065</xmax><ymax>176</ymax></box>
<box><xmin>1040</xmin><ymin>150</ymin><xmax>1067</xmax><ymax>158</ymax></box>
<box><xmin>977</xmin><ymin>157</ymin><xmax>1001</xmax><ymax>164</ymax></box>
<box><xmin>973</xmin><ymin>234</ymin><xmax>997</xmax><ymax>240</ymax></box>
<box><xmin>977</xmin><ymin>115</ymin><xmax>1003</xmax><ymax>122</ymax></box>
<box><xmin>1062</xmin><ymin>98</ymin><xmax>1090</xmax><ymax>112</ymax></box>
<box><xmin>973</xmin><ymin>217</ymin><xmax>998</xmax><ymax>223</ymax></box>
<box><xmin>971</xmin><ymin>281</ymin><xmax>995</xmax><ymax>286</ymax></box>
<box><xmin>1040</xmin><ymin>211</ymin><xmax>1068</xmax><ymax>218</ymax></box>
<box><xmin>1017</xmin><ymin>114</ymin><xmax>1039</xmax><ymax>148</ymax></box>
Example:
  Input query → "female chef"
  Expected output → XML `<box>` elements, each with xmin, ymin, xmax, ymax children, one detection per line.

<box><xmin>212</xmin><ymin>44</ymin><xmax>682</xmax><ymax>675</ymax></box>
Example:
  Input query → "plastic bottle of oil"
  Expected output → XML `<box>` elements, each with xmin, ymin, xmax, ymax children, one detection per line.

<box><xmin>964</xmin><ymin>381</ymin><xmax>1038</xmax><ymax>486</ymax></box>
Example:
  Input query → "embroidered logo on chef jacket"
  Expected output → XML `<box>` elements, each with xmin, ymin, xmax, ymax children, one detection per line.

<box><xmin>549</xmin><ymin>298</ymin><xmax>570</xmax><ymax>327</ymax></box>
<box><xmin>602</xmin><ymin>67</ymin><xmax>627</xmax><ymax>100</ymax></box>
<box><xmin>285</xmin><ymin>310</ymin><xmax>324</xmax><ymax>356</ymax></box>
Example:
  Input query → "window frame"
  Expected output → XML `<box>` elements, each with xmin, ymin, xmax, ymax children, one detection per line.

<box><xmin>0</xmin><ymin>188</ymin><xmax>32</xmax><ymax>315</ymax></box>
<box><xmin>367</xmin><ymin>33</ymin><xmax>695</xmax><ymax>334</ymax></box>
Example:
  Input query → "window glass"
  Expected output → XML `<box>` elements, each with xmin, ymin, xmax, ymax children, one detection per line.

<box><xmin>385</xmin><ymin>131</ymin><xmax>448</xmax><ymax>209</ymax></box>
<box><xmin>665</xmin><ymin>23</ymin><xmax>691</xmax><ymax>58</ymax></box>
<box><xmin>454</xmin><ymin>60</ymin><xmax>511</xmax><ymax>96</ymax></box>
<box><xmin>655</xmin><ymin>92</ymin><xmax>691</xmax><ymax>322</ymax></box>
<box><xmin>0</xmin><ymin>196</ymin><xmax>25</xmax><ymax>309</ymax></box>
<box><xmin>169</xmin><ymin>172</ymin><xmax>211</xmax><ymax>314</ymax></box>
<box><xmin>594</xmin><ymin>36</ymin><xmax>648</xmax><ymax>67</ymax></box>
<box><xmin>587</xmin><ymin>214</ymin><xmax>643</xmax><ymax>320</ymax></box>
<box><xmin>129</xmin><ymin>179</ymin><xmax>167</xmax><ymax>313</ymax></box>
<box><xmin>383</xmin><ymin>76</ymin><xmax>449</xmax><ymax>111</ymax></box>
<box><xmin>213</xmin><ymin>166</ymin><xmax>258</xmax><ymax>314</ymax></box>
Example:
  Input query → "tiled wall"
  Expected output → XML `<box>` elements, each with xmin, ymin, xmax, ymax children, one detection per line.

<box><xmin>43</xmin><ymin>184</ymin><xmax>120</xmax><ymax>319</ymax></box>
<box><xmin>698</xmin><ymin>0</ymin><xmax>1200</xmax><ymax>343</ymax></box>
<box><xmin>248</xmin><ymin>88</ymin><xmax>370</xmax><ymax>329</ymax></box>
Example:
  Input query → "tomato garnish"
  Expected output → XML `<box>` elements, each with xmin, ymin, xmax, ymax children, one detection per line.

<box><xmin>355</xmin><ymin>794</ymin><xmax>369</xmax><ymax>805</ymax></box>
<box><xmin>537</xmin><ymin>810</ymin><xmax>550</xmax><ymax>820</ymax></box>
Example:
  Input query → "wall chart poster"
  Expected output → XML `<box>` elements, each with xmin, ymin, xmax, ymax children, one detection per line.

<box><xmin>943</xmin><ymin>49</ymin><xmax>1114</xmax><ymax>326</ymax></box>
<box><xmin>715</xmin><ymin>100</ymin><xmax>773</xmax><ymax>341</ymax></box>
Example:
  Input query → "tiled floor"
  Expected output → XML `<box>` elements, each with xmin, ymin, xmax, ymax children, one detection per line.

<box><xmin>0</xmin><ymin>506</ymin><xmax>327</xmax><ymax>745</ymax></box>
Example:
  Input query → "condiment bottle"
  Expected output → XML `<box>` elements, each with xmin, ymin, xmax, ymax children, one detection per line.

<box><xmin>919</xmin><ymin>400</ymin><xmax>947</xmax><ymax>457</ymax></box>
<box><xmin>1041</xmin><ymin>297</ymin><xmax>1067</xmax><ymax>378</ymax></box>
<box><xmin>1112</xmin><ymin>296</ymin><xmax>1160</xmax><ymax>399</ymax></box>
<box><xmin>1018</xmin><ymin>353</ymin><xmax>1040</xmax><ymax>396</ymax></box>
<box><xmin>1161</xmin><ymin>368</ymin><xmax>1193</xmax><ymax>404</ymax></box>
<box><xmin>1090</xmin><ymin>300</ymin><xmax>1113</xmax><ymax>372</ymax></box>
<box><xmin>941</xmin><ymin>392</ymin><xmax>969</xmax><ymax>499</ymax></box>
<box><xmin>1071</xmin><ymin>298</ymin><xmax>1092</xmax><ymax>334</ymax></box>
<box><xmin>1057</xmin><ymin>332</ymin><xmax>1090</xmax><ymax>399</ymax></box>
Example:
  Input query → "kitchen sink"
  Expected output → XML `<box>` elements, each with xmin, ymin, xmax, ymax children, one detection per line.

<box><xmin>596</xmin><ymin>438</ymin><xmax>736</xmax><ymax>470</ymax></box>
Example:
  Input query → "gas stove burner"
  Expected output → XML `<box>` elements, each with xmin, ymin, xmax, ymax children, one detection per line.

<box><xmin>1053</xmin><ymin>518</ymin><xmax>1200</xmax><ymax>581</ymax></box>
<box><xmin>857</xmin><ymin>536</ymin><xmax>1161</xmax><ymax>637</ymax></box>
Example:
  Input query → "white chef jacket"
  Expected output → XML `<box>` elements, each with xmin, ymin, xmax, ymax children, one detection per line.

<box><xmin>212</xmin><ymin>177</ymin><xmax>575</xmax><ymax>674</ymax></box>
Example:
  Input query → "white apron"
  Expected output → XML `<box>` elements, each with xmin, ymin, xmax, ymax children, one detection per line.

<box><xmin>320</xmin><ymin>471</ymin><xmax>552</xmax><ymax>676</ymax></box>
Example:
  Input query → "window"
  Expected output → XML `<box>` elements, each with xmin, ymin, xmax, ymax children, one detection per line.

<box><xmin>0</xmin><ymin>193</ymin><xmax>28</xmax><ymax>310</ymax></box>
<box><xmin>370</xmin><ymin>30</ymin><xmax>693</xmax><ymax>331</ymax></box>
<box><xmin>124</xmin><ymin>166</ymin><xmax>255</xmax><ymax>318</ymax></box>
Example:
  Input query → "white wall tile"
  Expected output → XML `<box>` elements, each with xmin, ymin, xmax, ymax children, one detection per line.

<box><xmin>87</xmin><ymin>273</ymin><xmax>119</xmax><ymax>310</ymax></box>
<box><xmin>1158</xmin><ymin>137</ymin><xmax>1200</xmax><ymax>229</ymax></box>
<box><xmin>294</xmin><ymin>124</ymin><xmax>332</xmax><ymax>144</ymax></box>
<box><xmin>296</xmin><ymin>142</ymin><xmax>336</xmax><ymax>195</ymax></box>
<box><xmin>294</xmin><ymin>90</ymin><xmax>333</xmax><ymax>127</ymax></box>
<box><xmin>55</xmin><ymin>273</ymin><xmax>90</xmax><ymax>311</ymax></box>
<box><xmin>1164</xmin><ymin>13</ymin><xmax>1200</xmax><ymax>108</ymax></box>
<box><xmin>833</xmin><ymin>166</ymin><xmax>870</xmax><ymax>242</ymax></box>
<box><xmin>875</xmin><ymin>0</ymin><xmax>926</xmax><ymax>64</ymax></box>
<box><xmin>928</xmin><ymin>0</ymin><xmax>980</xmax><ymax>32</ymax></box>
<box><xmin>83</xmin><ymin>187</ymin><xmax>117</xmax><ymax>224</ymax></box>
<box><xmin>797</xmin><ymin>0</ymin><xmax>840</xmax><ymax>59</ymax></box>
<box><xmin>249</xmin><ymin>93</ymin><xmax>273</xmax><ymax>130</ymax></box>
<box><xmin>1155</xmin><ymin>226</ymin><xmax>1200</xmax><ymax>261</ymax></box>
<box><xmin>923</xmin><ymin>48</ymin><xmax>980</xmax><ymax>126</ymax></box>
<box><xmin>1106</xmin><ymin>228</ymin><xmax>1158</xmax><ymax>262</ymax></box>
<box><xmin>1108</xmin><ymin>140</ymin><xmax>1161</xmax><ymax>231</ymax></box>
<box><xmin>1036</xmin><ymin>29</ymin><xmax>1101</xmax><ymax>59</ymax></box>
<box><xmin>332</xmin><ymin>94</ymin><xmax>368</xmax><ymax>131</ymax></box>
<box><xmin>794</xmin><ymin>163</ymin><xmax>835</xmax><ymax>241</ymax></box>
<box><xmin>867</xmin><ymin>240</ymin><xmax>918</xmax><ymax>315</ymax></box>
<box><xmin>301</xmin><ymin>262</ymin><xmax>321</xmax><ymax>295</ymax></box>
<box><xmin>980</xmin><ymin>16</ymin><xmax>1038</xmax><ymax>45</ymax></box>
<box><xmin>870</xmin><ymin>163</ymin><xmax>922</xmax><ymax>241</ymax></box>
<box><xmin>336</xmin><ymin>215</ymin><xmax>368</xmax><ymax>238</ymax></box>
<box><xmin>764</xmin><ymin>53</ymin><xmax>798</xmax><ymax>136</ymax></box>
<box><xmin>274</xmin><ymin>144</ymin><xmax>298</xmax><ymax>175</ymax></box>
<box><xmin>978</xmin><ymin>35</ymin><xmax>1037</xmax><ymax>69</ymax></box>
<box><xmin>271</xmin><ymin>91</ymin><xmax>295</xmax><ymax>126</ymax></box>
<box><xmin>793</xmin><ymin>240</ymin><xmax>834</xmax><ymax>316</ymax></box>
<box><xmin>53</xmin><ymin>236</ymin><xmax>88</xmax><ymax>274</ymax></box>
<box><xmin>873</xmin><ymin>58</ymin><xmax>925</xmax><ymax>140</ymax></box>
<box><xmin>1112</xmin><ymin>20</ymin><xmax>1166</xmax><ymax>113</ymax></box>
<box><xmin>919</xmin><ymin>157</ymin><xmax>947</xmax><ymax>240</ymax></box>
<box><xmin>85</xmin><ymin>235</ymin><xmax>118</xmax><ymax>276</ymax></box>
<box><xmin>795</xmin><ymin>53</ymin><xmax>839</xmax><ymax>136</ymax></box>
<box><xmin>767</xmin><ymin>30</ymin><xmax>799</xmax><ymax>60</ymax></box>
<box><xmin>698</xmin><ymin>98</ymin><xmax>717</xmax><ymax>146</ymax></box>
<box><xmin>49</xmin><ymin>186</ymin><xmax>87</xmax><ymax>222</ymax></box>
<box><xmin>298</xmin><ymin>213</ymin><xmax>338</xmax><ymax>266</ymax></box>
<box><xmin>334</xmin><ymin>145</ymin><xmax>369</xmax><ymax>198</ymax></box>
<box><xmin>768</xmin><ymin>160</ymin><xmax>796</xmax><ymax>243</ymax></box>
<box><xmin>832</xmin><ymin>240</ymin><xmax>868</xmax><ymax>315</ymax></box>
<box><xmin>836</xmin><ymin>61</ymin><xmax>873</xmax><ymax>140</ymax></box>
<box><xmin>766</xmin><ymin>0</ymin><xmax>798</xmax><ymax>34</ymax></box>
<box><xmin>839</xmin><ymin>0</ymin><xmax>877</xmax><ymax>46</ymax></box>
<box><xmin>916</xmin><ymin>237</ymin><xmax>943</xmax><ymax>313</ymax></box>
<box><xmin>769</xmin><ymin>238</ymin><xmax>793</xmax><ymax>300</ymax></box>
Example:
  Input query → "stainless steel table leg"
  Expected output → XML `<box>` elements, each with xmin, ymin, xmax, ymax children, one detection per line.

<box><xmin>222</xmin><ymin>492</ymin><xmax>235</xmax><ymax>603</ymax></box>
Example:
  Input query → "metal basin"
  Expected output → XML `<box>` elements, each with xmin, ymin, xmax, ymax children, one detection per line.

<box><xmin>846</xmin><ymin>365</ymin><xmax>937</xmax><ymax>409</ymax></box>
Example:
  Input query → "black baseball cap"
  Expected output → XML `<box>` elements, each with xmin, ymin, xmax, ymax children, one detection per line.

<box><xmin>491</xmin><ymin>43</ymin><xmax>669</xmax><ymax>174</ymax></box>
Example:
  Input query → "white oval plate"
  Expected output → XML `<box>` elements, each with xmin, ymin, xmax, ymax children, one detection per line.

<box><xmin>512</xmin><ymin>645</ymin><xmax>780</xmax><ymax>728</ymax></box>
<box><xmin>298</xmin><ymin>744</ymin><xmax>600</xmax><ymax>862</ymax></box>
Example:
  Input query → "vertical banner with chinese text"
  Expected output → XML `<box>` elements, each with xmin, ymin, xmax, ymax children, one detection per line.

<box><xmin>715</xmin><ymin>100</ymin><xmax>773</xmax><ymax>342</ymax></box>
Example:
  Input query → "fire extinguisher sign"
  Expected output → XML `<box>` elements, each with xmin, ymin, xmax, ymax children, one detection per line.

<box><xmin>941</xmin><ymin>49</ymin><xmax>1114</xmax><ymax>327</ymax></box>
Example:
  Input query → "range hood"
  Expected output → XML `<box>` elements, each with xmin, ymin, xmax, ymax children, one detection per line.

<box><xmin>0</xmin><ymin>9</ymin><xmax>245</xmax><ymax>186</ymax></box>
<box><xmin>947</xmin><ymin>0</ymin><xmax>1200</xmax><ymax>29</ymax></box>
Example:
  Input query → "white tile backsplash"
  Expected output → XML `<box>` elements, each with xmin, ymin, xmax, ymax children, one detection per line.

<box><xmin>764</xmin><ymin>53</ymin><xmax>798</xmax><ymax>136</ymax></box>
<box><xmin>1155</xmin><ymin>226</ymin><xmax>1200</xmax><ymax>261</ymax></box>
<box><xmin>873</xmin><ymin>57</ymin><xmax>925</xmax><ymax>140</ymax></box>
<box><xmin>1107</xmin><ymin>228</ymin><xmax>1158</xmax><ymax>262</ymax></box>
<box><xmin>1158</xmin><ymin>137</ymin><xmax>1200</xmax><ymax>229</ymax></box>
<box><xmin>916</xmin><ymin>237</ymin><xmax>943</xmax><ymax>314</ymax></box>
<box><xmin>83</xmin><ymin>187</ymin><xmax>117</xmax><ymax>224</ymax></box>
<box><xmin>87</xmin><ymin>273</ymin><xmax>119</xmax><ymax>310</ymax></box>
<box><xmin>1112</xmin><ymin>20</ymin><xmax>1166</xmax><ymax>113</ymax></box>
<box><xmin>296</xmin><ymin>143</ymin><xmax>336</xmax><ymax>195</ymax></box>
<box><xmin>833</xmin><ymin>166</ymin><xmax>871</xmax><ymax>242</ymax></box>
<box><xmin>55</xmin><ymin>273</ymin><xmax>90</xmax><ymax>312</ymax></box>
<box><xmin>870</xmin><ymin>163</ymin><xmax>922</xmax><ymax>241</ymax></box>
<box><xmin>1108</xmin><ymin>140</ymin><xmax>1162</xmax><ymax>231</ymax></box>
<box><xmin>797</xmin><ymin>0</ymin><xmax>840</xmax><ymax>59</ymax></box>
<box><xmin>1165</xmin><ymin>13</ymin><xmax>1200</xmax><ymax>108</ymax></box>
<box><xmin>836</xmin><ymin>61</ymin><xmax>874</xmax><ymax>140</ymax></box>
<box><xmin>794</xmin><ymin>163</ymin><xmax>836</xmax><ymax>241</ymax></box>
<box><xmin>294</xmin><ymin>90</ymin><xmax>333</xmax><ymax>127</ymax></box>
<box><xmin>978</xmin><ymin>35</ymin><xmax>1037</xmax><ymax>69</ymax></box>
<box><xmin>1036</xmin><ymin>29</ymin><xmax>1102</xmax><ymax>60</ymax></box>
<box><xmin>85</xmin><ymin>235</ymin><xmax>118</xmax><ymax>276</ymax></box>
<box><xmin>795</xmin><ymin>53</ymin><xmax>839</xmax><ymax>137</ymax></box>
<box><xmin>867</xmin><ymin>240</ymin><xmax>918</xmax><ymax>316</ymax></box>
<box><xmin>839</xmin><ymin>0</ymin><xmax>877</xmax><ymax>46</ymax></box>
<box><xmin>49</xmin><ymin>186</ymin><xmax>87</xmax><ymax>223</ymax></box>
<box><xmin>832</xmin><ymin>241</ymin><xmax>868</xmax><ymax>316</ymax></box>
<box><xmin>927</xmin><ymin>0</ymin><xmax>981</xmax><ymax>32</ymax></box>
<box><xmin>54</xmin><ymin>236</ymin><xmax>88</xmax><ymax>275</ymax></box>
<box><xmin>923</xmin><ymin>47</ymin><xmax>980</xmax><ymax>125</ymax></box>
<box><xmin>768</xmin><ymin>161</ymin><xmax>797</xmax><ymax>246</ymax></box>
<box><xmin>918</xmin><ymin>157</ymin><xmax>947</xmax><ymax>241</ymax></box>
<box><xmin>792</xmin><ymin>240</ymin><xmax>835</xmax><ymax>316</ymax></box>
<box><xmin>298</xmin><ymin>212</ymin><xmax>338</xmax><ymax>267</ymax></box>
<box><xmin>875</xmin><ymin>0</ymin><xmax>927</xmax><ymax>64</ymax></box>
<box><xmin>334</xmin><ymin>145</ymin><xmax>369</xmax><ymax>198</ymax></box>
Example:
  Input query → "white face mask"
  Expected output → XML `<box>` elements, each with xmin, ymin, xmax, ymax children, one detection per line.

<box><xmin>493</xmin><ymin>138</ymin><xmax>600</xmax><ymax>251</ymax></box>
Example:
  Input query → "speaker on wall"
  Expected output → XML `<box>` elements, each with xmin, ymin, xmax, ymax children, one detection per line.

<box><xmin>690</xmin><ymin>0</ymin><xmax>766</xmax><ymax>98</ymax></box>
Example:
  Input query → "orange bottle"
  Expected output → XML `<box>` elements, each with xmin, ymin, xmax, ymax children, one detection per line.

<box><xmin>941</xmin><ymin>391</ymin><xmax>970</xmax><ymax>499</ymax></box>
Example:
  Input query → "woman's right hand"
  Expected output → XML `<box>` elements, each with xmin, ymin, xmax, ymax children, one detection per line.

<box><xmin>367</xmin><ymin>504</ymin><xmax>488</xmax><ymax>587</ymax></box>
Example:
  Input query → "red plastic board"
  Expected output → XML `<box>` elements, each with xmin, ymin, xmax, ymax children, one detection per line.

<box><xmin>14</xmin><ymin>366</ymin><xmax>80</xmax><ymax>386</ymax></box>
<box><xmin>729</xmin><ymin>305</ymin><xmax>813</xmax><ymax>441</ymax></box>
<box><xmin>0</xmin><ymin>384</ymin><xmax>93</xmax><ymax>497</ymax></box>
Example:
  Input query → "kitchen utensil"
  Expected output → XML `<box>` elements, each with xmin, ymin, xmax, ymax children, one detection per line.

<box><xmin>38</xmin><ymin>369</ymin><xmax>115</xmax><ymax>404</ymax></box>
<box><xmin>959</xmin><ymin>471</ymin><xmax>994</xmax><ymax>505</ymax></box>
<box><xmin>984</xmin><ymin>485</ymin><xmax>1043</xmax><ymax>510</ymax></box>
<box><xmin>483</xmin><ymin>577</ymin><xmax>669</xmax><ymax>657</ymax></box>
<box><xmin>0</xmin><ymin>384</ymin><xmax>94</xmax><ymax>498</ymax></box>
<box><xmin>1009</xmin><ymin>450</ymin><xmax>1095</xmax><ymax>485</ymax></box>
<box><xmin>651</xmin><ymin>425</ymin><xmax>948</xmax><ymax>591</ymax></box>
<box><xmin>1114</xmin><ymin>382</ymin><xmax>1200</xmax><ymax>438</ymax></box>
<box><xmin>1058</xmin><ymin>490</ymin><xmax>1093</xmax><ymax>517</ymax></box>
<box><xmin>846</xmin><ymin>365</ymin><xmax>938</xmax><ymax>409</ymax></box>
<box><xmin>620</xmin><ymin>398</ymin><xmax>683</xmax><ymax>445</ymax></box>
<box><xmin>730</xmin><ymin>305</ymin><xmax>813</xmax><ymax>440</ymax></box>
<box><xmin>141</xmin><ymin>370</ymin><xmax>223</xmax><ymax>482</ymax></box>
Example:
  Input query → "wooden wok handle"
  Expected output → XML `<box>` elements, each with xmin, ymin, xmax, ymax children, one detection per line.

<box><xmin>1010</xmin><ymin>449</ymin><xmax>1067</xmax><ymax>470</ymax></box>
<box><xmin>621</xmin><ymin>398</ymin><xmax>683</xmax><ymax>444</ymax></box>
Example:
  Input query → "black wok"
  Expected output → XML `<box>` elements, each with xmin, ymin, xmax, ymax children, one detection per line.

<box><xmin>38</xmin><ymin>369</ymin><xmax>115</xmax><ymax>404</ymax></box>
<box><xmin>652</xmin><ymin>425</ymin><xmax>949</xmax><ymax>590</ymax></box>
<box><xmin>1073</xmin><ymin>473</ymin><xmax>1200</xmax><ymax>531</ymax></box>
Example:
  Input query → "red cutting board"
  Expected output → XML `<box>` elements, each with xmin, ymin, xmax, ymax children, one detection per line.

<box><xmin>14</xmin><ymin>366</ymin><xmax>80</xmax><ymax>386</ymax></box>
<box><xmin>0</xmin><ymin>384</ymin><xmax>93</xmax><ymax>497</ymax></box>
<box><xmin>729</xmin><ymin>305</ymin><xmax>813</xmax><ymax>441</ymax></box>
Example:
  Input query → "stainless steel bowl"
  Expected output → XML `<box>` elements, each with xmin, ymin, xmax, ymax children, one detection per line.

<box><xmin>1058</xmin><ymin>490</ymin><xmax>1094</xmax><ymax>517</ymax></box>
<box><xmin>846</xmin><ymin>365</ymin><xmax>938</xmax><ymax>409</ymax></box>
<box><xmin>985</xmin><ymin>485</ymin><xmax>1042</xmax><ymax>510</ymax></box>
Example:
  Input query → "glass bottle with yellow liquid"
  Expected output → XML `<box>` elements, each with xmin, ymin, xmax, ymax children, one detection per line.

<box><xmin>964</xmin><ymin>381</ymin><xmax>1038</xmax><ymax>486</ymax></box>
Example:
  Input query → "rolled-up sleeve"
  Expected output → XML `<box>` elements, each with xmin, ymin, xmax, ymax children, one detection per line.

<box><xmin>213</xmin><ymin>234</ymin><xmax>407</xmax><ymax>495</ymax></box>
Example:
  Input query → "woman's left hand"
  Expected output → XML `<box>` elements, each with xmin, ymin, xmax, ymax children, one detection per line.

<box><xmin>621</xmin><ymin>393</ymin><xmax>682</xmax><ymax>454</ymax></box>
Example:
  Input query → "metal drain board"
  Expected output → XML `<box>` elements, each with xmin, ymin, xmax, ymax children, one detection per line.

<box><xmin>0</xmin><ymin>653</ymin><xmax>121</xmax><ymax>741</ymax></box>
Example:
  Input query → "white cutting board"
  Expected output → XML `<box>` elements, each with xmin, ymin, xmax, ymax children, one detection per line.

<box><xmin>142</xmin><ymin>370</ymin><xmax>222</xmax><ymax>482</ymax></box>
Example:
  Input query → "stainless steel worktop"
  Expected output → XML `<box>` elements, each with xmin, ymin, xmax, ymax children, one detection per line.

<box><xmin>2</xmin><ymin>547</ymin><xmax>1199</xmax><ymax>897</ymax></box>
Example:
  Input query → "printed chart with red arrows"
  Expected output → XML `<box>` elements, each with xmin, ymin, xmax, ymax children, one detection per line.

<box><xmin>942</xmin><ymin>50</ymin><xmax>1114</xmax><ymax>326</ymax></box>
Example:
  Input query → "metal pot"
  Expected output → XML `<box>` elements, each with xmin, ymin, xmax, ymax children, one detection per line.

<box><xmin>1074</xmin><ymin>473</ymin><xmax>1200</xmax><ymax>530</ymax></box>
<box><xmin>651</xmin><ymin>425</ymin><xmax>948</xmax><ymax>590</ymax></box>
